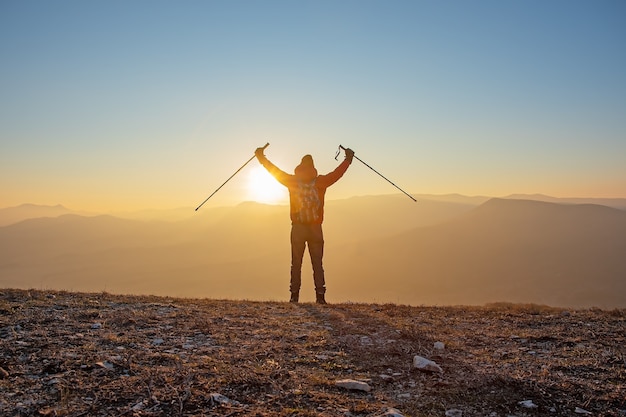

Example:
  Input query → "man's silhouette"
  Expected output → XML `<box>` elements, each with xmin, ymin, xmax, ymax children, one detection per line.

<box><xmin>255</xmin><ymin>146</ymin><xmax>354</xmax><ymax>304</ymax></box>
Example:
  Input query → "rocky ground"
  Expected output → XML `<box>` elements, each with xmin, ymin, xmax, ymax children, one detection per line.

<box><xmin>0</xmin><ymin>289</ymin><xmax>624</xmax><ymax>416</ymax></box>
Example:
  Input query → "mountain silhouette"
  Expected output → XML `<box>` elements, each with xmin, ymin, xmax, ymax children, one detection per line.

<box><xmin>1</xmin><ymin>196</ymin><xmax>625</xmax><ymax>307</ymax></box>
<box><xmin>330</xmin><ymin>198</ymin><xmax>626</xmax><ymax>307</ymax></box>
<box><xmin>0</xmin><ymin>204</ymin><xmax>74</xmax><ymax>227</ymax></box>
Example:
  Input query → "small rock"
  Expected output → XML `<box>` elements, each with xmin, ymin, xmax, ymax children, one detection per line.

<box><xmin>519</xmin><ymin>400</ymin><xmax>538</xmax><ymax>409</ymax></box>
<box><xmin>209</xmin><ymin>392</ymin><xmax>240</xmax><ymax>406</ymax></box>
<box><xmin>95</xmin><ymin>361</ymin><xmax>114</xmax><ymax>370</ymax></box>
<box><xmin>360</xmin><ymin>336</ymin><xmax>373</xmax><ymax>346</ymax></box>
<box><xmin>380</xmin><ymin>408</ymin><xmax>405</xmax><ymax>417</ymax></box>
<box><xmin>131</xmin><ymin>401</ymin><xmax>146</xmax><ymax>411</ymax></box>
<box><xmin>575</xmin><ymin>407</ymin><xmax>592</xmax><ymax>415</ymax></box>
<box><xmin>434</xmin><ymin>341</ymin><xmax>445</xmax><ymax>350</ymax></box>
<box><xmin>397</xmin><ymin>393</ymin><xmax>411</xmax><ymax>399</ymax></box>
<box><xmin>91</xmin><ymin>323</ymin><xmax>102</xmax><ymax>329</ymax></box>
<box><xmin>413</xmin><ymin>355</ymin><xmax>443</xmax><ymax>373</ymax></box>
<box><xmin>152</xmin><ymin>338</ymin><xmax>164</xmax><ymax>345</ymax></box>
<box><xmin>335</xmin><ymin>379</ymin><xmax>371</xmax><ymax>392</ymax></box>
<box><xmin>445</xmin><ymin>409</ymin><xmax>463</xmax><ymax>417</ymax></box>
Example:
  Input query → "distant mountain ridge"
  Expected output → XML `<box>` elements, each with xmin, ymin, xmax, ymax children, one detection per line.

<box><xmin>329</xmin><ymin>198</ymin><xmax>626</xmax><ymax>307</ymax></box>
<box><xmin>1</xmin><ymin>196</ymin><xmax>625</xmax><ymax>308</ymax></box>
<box><xmin>0</xmin><ymin>203</ymin><xmax>75</xmax><ymax>227</ymax></box>
<box><xmin>501</xmin><ymin>194</ymin><xmax>626</xmax><ymax>210</ymax></box>
<box><xmin>2</xmin><ymin>194</ymin><xmax>625</xmax><ymax>227</ymax></box>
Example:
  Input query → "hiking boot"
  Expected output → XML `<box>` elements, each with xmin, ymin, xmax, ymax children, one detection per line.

<box><xmin>290</xmin><ymin>292</ymin><xmax>299</xmax><ymax>303</ymax></box>
<box><xmin>315</xmin><ymin>293</ymin><xmax>327</xmax><ymax>305</ymax></box>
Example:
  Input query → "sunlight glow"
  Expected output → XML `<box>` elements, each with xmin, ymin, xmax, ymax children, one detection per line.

<box><xmin>246</xmin><ymin>166</ymin><xmax>287</xmax><ymax>204</ymax></box>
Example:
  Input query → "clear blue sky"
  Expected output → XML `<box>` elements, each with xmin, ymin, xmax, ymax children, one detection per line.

<box><xmin>1</xmin><ymin>0</ymin><xmax>625</xmax><ymax>211</ymax></box>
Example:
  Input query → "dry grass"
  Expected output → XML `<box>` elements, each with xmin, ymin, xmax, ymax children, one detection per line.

<box><xmin>0</xmin><ymin>289</ymin><xmax>624</xmax><ymax>416</ymax></box>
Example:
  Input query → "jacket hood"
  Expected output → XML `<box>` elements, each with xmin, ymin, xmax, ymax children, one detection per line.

<box><xmin>294</xmin><ymin>154</ymin><xmax>318</xmax><ymax>182</ymax></box>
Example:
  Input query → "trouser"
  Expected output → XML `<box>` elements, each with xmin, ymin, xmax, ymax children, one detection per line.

<box><xmin>290</xmin><ymin>223</ymin><xmax>325</xmax><ymax>295</ymax></box>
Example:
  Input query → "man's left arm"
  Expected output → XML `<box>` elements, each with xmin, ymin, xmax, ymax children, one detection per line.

<box><xmin>318</xmin><ymin>148</ymin><xmax>354</xmax><ymax>187</ymax></box>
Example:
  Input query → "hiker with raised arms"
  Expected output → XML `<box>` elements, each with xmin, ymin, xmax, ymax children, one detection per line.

<box><xmin>255</xmin><ymin>146</ymin><xmax>354</xmax><ymax>304</ymax></box>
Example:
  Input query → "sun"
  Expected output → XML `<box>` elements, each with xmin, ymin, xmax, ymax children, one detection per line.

<box><xmin>246</xmin><ymin>166</ymin><xmax>287</xmax><ymax>204</ymax></box>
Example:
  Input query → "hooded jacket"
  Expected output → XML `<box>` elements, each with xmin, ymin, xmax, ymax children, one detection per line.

<box><xmin>256</xmin><ymin>153</ymin><xmax>353</xmax><ymax>224</ymax></box>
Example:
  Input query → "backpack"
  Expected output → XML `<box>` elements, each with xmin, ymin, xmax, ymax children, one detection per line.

<box><xmin>294</xmin><ymin>179</ymin><xmax>321</xmax><ymax>223</ymax></box>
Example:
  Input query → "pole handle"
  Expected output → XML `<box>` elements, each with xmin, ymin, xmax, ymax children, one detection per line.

<box><xmin>335</xmin><ymin>144</ymin><xmax>347</xmax><ymax>161</ymax></box>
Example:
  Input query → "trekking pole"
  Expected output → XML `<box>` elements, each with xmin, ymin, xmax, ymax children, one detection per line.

<box><xmin>336</xmin><ymin>145</ymin><xmax>417</xmax><ymax>202</ymax></box>
<box><xmin>195</xmin><ymin>143</ymin><xmax>270</xmax><ymax>211</ymax></box>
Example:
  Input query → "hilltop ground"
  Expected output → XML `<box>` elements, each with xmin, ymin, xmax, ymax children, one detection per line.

<box><xmin>0</xmin><ymin>289</ymin><xmax>624</xmax><ymax>416</ymax></box>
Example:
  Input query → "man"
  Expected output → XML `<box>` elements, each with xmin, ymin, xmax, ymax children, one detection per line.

<box><xmin>255</xmin><ymin>146</ymin><xmax>354</xmax><ymax>304</ymax></box>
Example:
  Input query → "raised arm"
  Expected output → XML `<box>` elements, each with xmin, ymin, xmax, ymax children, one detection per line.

<box><xmin>255</xmin><ymin>147</ymin><xmax>294</xmax><ymax>187</ymax></box>
<box><xmin>317</xmin><ymin>148</ymin><xmax>354</xmax><ymax>187</ymax></box>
